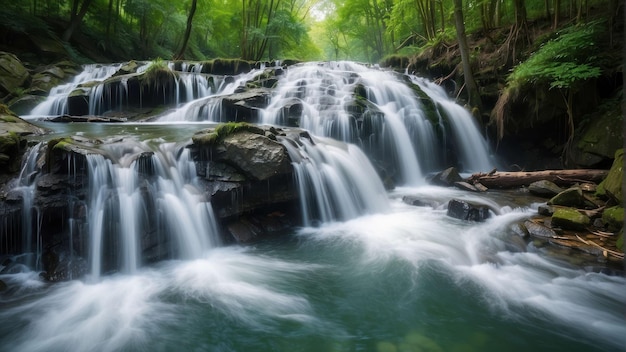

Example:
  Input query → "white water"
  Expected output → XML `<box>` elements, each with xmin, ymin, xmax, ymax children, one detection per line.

<box><xmin>157</xmin><ymin>68</ymin><xmax>266</xmax><ymax>122</ymax></box>
<box><xmin>411</xmin><ymin>76</ymin><xmax>494</xmax><ymax>172</ymax></box>
<box><xmin>262</xmin><ymin>62</ymin><xmax>425</xmax><ymax>184</ymax></box>
<box><xmin>1</xmin><ymin>61</ymin><xmax>623</xmax><ymax>351</ymax></box>
<box><xmin>29</xmin><ymin>64</ymin><xmax>124</xmax><ymax>117</ymax></box>
<box><xmin>1</xmin><ymin>191</ymin><xmax>624</xmax><ymax>351</ymax></box>
<box><xmin>281</xmin><ymin>135</ymin><xmax>390</xmax><ymax>226</ymax></box>
<box><xmin>83</xmin><ymin>140</ymin><xmax>219</xmax><ymax>281</ymax></box>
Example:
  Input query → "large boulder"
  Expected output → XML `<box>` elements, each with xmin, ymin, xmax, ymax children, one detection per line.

<box><xmin>190</xmin><ymin>124</ymin><xmax>300</xmax><ymax>241</ymax></box>
<box><xmin>0</xmin><ymin>52</ymin><xmax>30</xmax><ymax>98</ymax></box>
<box><xmin>192</xmin><ymin>123</ymin><xmax>291</xmax><ymax>181</ymax></box>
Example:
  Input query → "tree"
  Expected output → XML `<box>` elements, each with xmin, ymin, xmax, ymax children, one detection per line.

<box><xmin>453</xmin><ymin>0</ymin><xmax>482</xmax><ymax>112</ymax></box>
<box><xmin>62</xmin><ymin>0</ymin><xmax>95</xmax><ymax>42</ymax></box>
<box><xmin>175</xmin><ymin>0</ymin><xmax>198</xmax><ymax>60</ymax></box>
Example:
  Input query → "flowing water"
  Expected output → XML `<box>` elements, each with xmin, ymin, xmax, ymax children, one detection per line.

<box><xmin>1</xmin><ymin>62</ymin><xmax>624</xmax><ymax>352</ymax></box>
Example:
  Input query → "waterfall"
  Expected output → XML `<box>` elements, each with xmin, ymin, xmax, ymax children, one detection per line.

<box><xmin>262</xmin><ymin>62</ymin><xmax>426</xmax><ymax>185</ymax></box>
<box><xmin>280</xmin><ymin>134</ymin><xmax>389</xmax><ymax>226</ymax></box>
<box><xmin>11</xmin><ymin>143</ymin><xmax>44</xmax><ymax>269</ymax></box>
<box><xmin>30</xmin><ymin>64</ymin><xmax>124</xmax><ymax>117</ymax></box>
<box><xmin>157</xmin><ymin>69</ymin><xmax>266</xmax><ymax>122</ymax></box>
<box><xmin>410</xmin><ymin>76</ymin><xmax>494</xmax><ymax>172</ymax></box>
<box><xmin>260</xmin><ymin>61</ymin><xmax>494</xmax><ymax>183</ymax></box>
<box><xmin>83</xmin><ymin>141</ymin><xmax>219</xmax><ymax>281</ymax></box>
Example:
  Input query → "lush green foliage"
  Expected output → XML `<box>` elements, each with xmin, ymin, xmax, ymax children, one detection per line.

<box><xmin>508</xmin><ymin>22</ymin><xmax>603</xmax><ymax>90</ymax></box>
<box><xmin>0</xmin><ymin>0</ymin><xmax>616</xmax><ymax>63</ymax></box>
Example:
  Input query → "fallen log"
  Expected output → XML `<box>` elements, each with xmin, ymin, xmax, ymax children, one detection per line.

<box><xmin>466</xmin><ymin>169</ymin><xmax>609</xmax><ymax>189</ymax></box>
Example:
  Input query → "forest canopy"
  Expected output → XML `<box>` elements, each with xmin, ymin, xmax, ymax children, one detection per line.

<box><xmin>0</xmin><ymin>0</ymin><xmax>618</xmax><ymax>63</ymax></box>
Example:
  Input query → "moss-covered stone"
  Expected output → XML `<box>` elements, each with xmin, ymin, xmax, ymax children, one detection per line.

<box><xmin>596</xmin><ymin>149</ymin><xmax>623</xmax><ymax>203</ymax></box>
<box><xmin>601</xmin><ymin>206</ymin><xmax>624</xmax><ymax>232</ymax></box>
<box><xmin>0</xmin><ymin>51</ymin><xmax>30</xmax><ymax>97</ymax></box>
<box><xmin>551</xmin><ymin>207</ymin><xmax>590</xmax><ymax>231</ymax></box>
<box><xmin>548</xmin><ymin>187</ymin><xmax>586</xmax><ymax>207</ymax></box>
<box><xmin>202</xmin><ymin>59</ymin><xmax>255</xmax><ymax>75</ymax></box>
<box><xmin>617</xmin><ymin>229</ymin><xmax>623</xmax><ymax>252</ymax></box>
<box><xmin>192</xmin><ymin>122</ymin><xmax>264</xmax><ymax>146</ymax></box>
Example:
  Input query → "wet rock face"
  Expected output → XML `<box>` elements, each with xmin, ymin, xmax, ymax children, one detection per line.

<box><xmin>446</xmin><ymin>199</ymin><xmax>492</xmax><ymax>222</ymax></box>
<box><xmin>190</xmin><ymin>125</ymin><xmax>300</xmax><ymax>242</ymax></box>
<box><xmin>217</xmin><ymin>131</ymin><xmax>292</xmax><ymax>181</ymax></box>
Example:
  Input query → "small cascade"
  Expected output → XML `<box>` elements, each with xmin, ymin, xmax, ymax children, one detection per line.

<box><xmin>158</xmin><ymin>69</ymin><xmax>266</xmax><ymax>122</ymax></box>
<box><xmin>410</xmin><ymin>76</ymin><xmax>494</xmax><ymax>172</ymax></box>
<box><xmin>82</xmin><ymin>141</ymin><xmax>219</xmax><ymax>281</ymax></box>
<box><xmin>30</xmin><ymin>64</ymin><xmax>124</xmax><ymax>117</ymax></box>
<box><xmin>280</xmin><ymin>134</ymin><xmax>389</xmax><ymax>226</ymax></box>
<box><xmin>14</xmin><ymin>143</ymin><xmax>43</xmax><ymax>269</ymax></box>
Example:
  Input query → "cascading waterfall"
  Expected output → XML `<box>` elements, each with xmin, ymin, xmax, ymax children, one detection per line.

<box><xmin>410</xmin><ymin>76</ymin><xmax>494</xmax><ymax>172</ymax></box>
<box><xmin>1</xmin><ymin>60</ymin><xmax>623</xmax><ymax>352</ymax></box>
<box><xmin>157</xmin><ymin>68</ymin><xmax>266</xmax><ymax>122</ymax></box>
<box><xmin>29</xmin><ymin>64</ymin><xmax>124</xmax><ymax>117</ymax></box>
<box><xmin>83</xmin><ymin>140</ymin><xmax>219</xmax><ymax>281</ymax></box>
<box><xmin>262</xmin><ymin>61</ymin><xmax>426</xmax><ymax>184</ymax></box>
<box><xmin>280</xmin><ymin>135</ymin><xmax>389</xmax><ymax>226</ymax></box>
<box><xmin>14</xmin><ymin>143</ymin><xmax>43</xmax><ymax>269</ymax></box>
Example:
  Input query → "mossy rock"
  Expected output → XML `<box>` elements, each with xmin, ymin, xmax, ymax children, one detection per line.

<box><xmin>617</xmin><ymin>229</ymin><xmax>623</xmax><ymax>252</ymax></box>
<box><xmin>0</xmin><ymin>51</ymin><xmax>30</xmax><ymax>96</ymax></box>
<box><xmin>551</xmin><ymin>207</ymin><xmax>590</xmax><ymax>231</ymax></box>
<box><xmin>596</xmin><ymin>149</ymin><xmax>623</xmax><ymax>203</ymax></box>
<box><xmin>548</xmin><ymin>187</ymin><xmax>586</xmax><ymax>207</ymax></box>
<box><xmin>601</xmin><ymin>206</ymin><xmax>624</xmax><ymax>232</ymax></box>
<box><xmin>192</xmin><ymin>122</ymin><xmax>265</xmax><ymax>146</ymax></box>
<box><xmin>202</xmin><ymin>59</ymin><xmax>255</xmax><ymax>75</ymax></box>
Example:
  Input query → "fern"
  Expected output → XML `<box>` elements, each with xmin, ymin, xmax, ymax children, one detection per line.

<box><xmin>508</xmin><ymin>21</ymin><xmax>603</xmax><ymax>90</ymax></box>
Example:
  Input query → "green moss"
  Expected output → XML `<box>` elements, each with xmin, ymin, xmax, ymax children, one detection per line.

<box><xmin>204</xmin><ymin>58</ymin><xmax>255</xmax><ymax>75</ymax></box>
<box><xmin>596</xmin><ymin>149</ymin><xmax>623</xmax><ymax>202</ymax></box>
<box><xmin>142</xmin><ymin>58</ymin><xmax>175</xmax><ymax>86</ymax></box>
<box><xmin>192</xmin><ymin>122</ymin><xmax>264</xmax><ymax>146</ymax></box>
<box><xmin>552</xmin><ymin>207</ymin><xmax>590</xmax><ymax>231</ymax></box>
<box><xmin>0</xmin><ymin>104</ymin><xmax>17</xmax><ymax>117</ymax></box>
<box><xmin>617</xmin><ymin>229</ymin><xmax>623</xmax><ymax>252</ymax></box>
<box><xmin>602</xmin><ymin>206</ymin><xmax>624</xmax><ymax>232</ymax></box>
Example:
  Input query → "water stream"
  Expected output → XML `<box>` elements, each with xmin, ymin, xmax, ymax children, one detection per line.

<box><xmin>1</xmin><ymin>62</ymin><xmax>624</xmax><ymax>352</ymax></box>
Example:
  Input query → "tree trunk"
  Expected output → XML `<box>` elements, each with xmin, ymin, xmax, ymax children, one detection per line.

<box><xmin>554</xmin><ymin>0</ymin><xmax>560</xmax><ymax>29</ymax></box>
<box><xmin>105</xmin><ymin>0</ymin><xmax>114</xmax><ymax>49</ymax></box>
<box><xmin>466</xmin><ymin>169</ymin><xmax>609</xmax><ymax>189</ymax></box>
<box><xmin>62</xmin><ymin>0</ymin><xmax>94</xmax><ymax>42</ymax></box>
<box><xmin>174</xmin><ymin>0</ymin><xmax>198</xmax><ymax>60</ymax></box>
<box><xmin>453</xmin><ymin>0</ymin><xmax>482</xmax><ymax>112</ymax></box>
